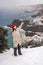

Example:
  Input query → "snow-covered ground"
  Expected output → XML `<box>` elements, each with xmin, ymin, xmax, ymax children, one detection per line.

<box><xmin>0</xmin><ymin>46</ymin><xmax>43</xmax><ymax>65</ymax></box>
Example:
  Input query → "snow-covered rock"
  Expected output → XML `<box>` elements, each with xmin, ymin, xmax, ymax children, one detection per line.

<box><xmin>3</xmin><ymin>26</ymin><xmax>9</xmax><ymax>28</ymax></box>
<box><xmin>33</xmin><ymin>17</ymin><xmax>43</xmax><ymax>25</ymax></box>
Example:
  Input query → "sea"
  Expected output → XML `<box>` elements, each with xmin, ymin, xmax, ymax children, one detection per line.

<box><xmin>0</xmin><ymin>10</ymin><xmax>36</xmax><ymax>26</ymax></box>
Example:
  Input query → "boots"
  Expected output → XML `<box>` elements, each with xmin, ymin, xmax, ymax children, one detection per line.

<box><xmin>14</xmin><ymin>47</ymin><xmax>17</xmax><ymax>56</ymax></box>
<box><xmin>18</xmin><ymin>44</ymin><xmax>22</xmax><ymax>55</ymax></box>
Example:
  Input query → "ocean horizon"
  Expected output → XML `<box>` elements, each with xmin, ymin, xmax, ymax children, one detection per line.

<box><xmin>0</xmin><ymin>10</ymin><xmax>36</xmax><ymax>26</ymax></box>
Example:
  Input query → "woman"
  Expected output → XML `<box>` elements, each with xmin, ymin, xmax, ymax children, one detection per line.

<box><xmin>10</xmin><ymin>22</ymin><xmax>24</xmax><ymax>56</ymax></box>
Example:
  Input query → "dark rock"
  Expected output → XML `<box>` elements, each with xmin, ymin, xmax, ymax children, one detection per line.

<box><xmin>25</xmin><ymin>31</ymin><xmax>36</xmax><ymax>36</ymax></box>
<box><xmin>0</xmin><ymin>27</ymin><xmax>10</xmax><ymax>53</ymax></box>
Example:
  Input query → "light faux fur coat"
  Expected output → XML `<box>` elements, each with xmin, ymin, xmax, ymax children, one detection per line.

<box><xmin>12</xmin><ymin>30</ymin><xmax>21</xmax><ymax>47</ymax></box>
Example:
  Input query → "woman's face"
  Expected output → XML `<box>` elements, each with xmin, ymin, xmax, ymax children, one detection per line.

<box><xmin>14</xmin><ymin>26</ymin><xmax>16</xmax><ymax>29</ymax></box>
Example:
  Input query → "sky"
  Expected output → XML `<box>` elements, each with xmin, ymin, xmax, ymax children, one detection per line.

<box><xmin>0</xmin><ymin>0</ymin><xmax>43</xmax><ymax>9</ymax></box>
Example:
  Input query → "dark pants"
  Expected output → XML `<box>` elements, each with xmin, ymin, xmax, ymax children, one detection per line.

<box><xmin>14</xmin><ymin>44</ymin><xmax>22</xmax><ymax>56</ymax></box>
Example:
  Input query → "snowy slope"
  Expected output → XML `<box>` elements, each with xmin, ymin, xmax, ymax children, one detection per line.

<box><xmin>0</xmin><ymin>46</ymin><xmax>43</xmax><ymax>65</ymax></box>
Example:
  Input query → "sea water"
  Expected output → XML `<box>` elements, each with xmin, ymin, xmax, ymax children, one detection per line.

<box><xmin>0</xmin><ymin>11</ymin><xmax>36</xmax><ymax>26</ymax></box>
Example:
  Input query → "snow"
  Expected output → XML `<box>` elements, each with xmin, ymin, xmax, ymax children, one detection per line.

<box><xmin>0</xmin><ymin>46</ymin><xmax>43</xmax><ymax>65</ymax></box>
<box><xmin>3</xmin><ymin>26</ymin><xmax>10</xmax><ymax>29</ymax></box>
<box><xmin>33</xmin><ymin>17</ymin><xmax>43</xmax><ymax>25</ymax></box>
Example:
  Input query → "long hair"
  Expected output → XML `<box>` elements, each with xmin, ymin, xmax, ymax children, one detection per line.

<box><xmin>12</xmin><ymin>28</ymin><xmax>16</xmax><ymax>32</ymax></box>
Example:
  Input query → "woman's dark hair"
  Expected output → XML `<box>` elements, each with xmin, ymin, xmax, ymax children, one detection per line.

<box><xmin>12</xmin><ymin>28</ymin><xmax>16</xmax><ymax>32</ymax></box>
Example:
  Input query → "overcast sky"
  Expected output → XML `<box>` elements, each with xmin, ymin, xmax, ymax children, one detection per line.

<box><xmin>0</xmin><ymin>0</ymin><xmax>43</xmax><ymax>9</ymax></box>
